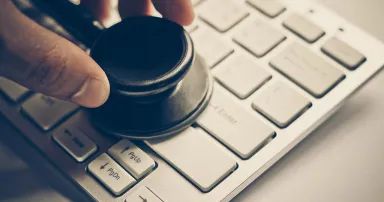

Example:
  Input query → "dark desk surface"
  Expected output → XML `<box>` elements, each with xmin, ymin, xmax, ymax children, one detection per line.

<box><xmin>1</xmin><ymin>0</ymin><xmax>384</xmax><ymax>201</ymax></box>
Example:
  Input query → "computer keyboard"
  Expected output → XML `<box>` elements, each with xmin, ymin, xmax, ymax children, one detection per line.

<box><xmin>1</xmin><ymin>0</ymin><xmax>384</xmax><ymax>201</ymax></box>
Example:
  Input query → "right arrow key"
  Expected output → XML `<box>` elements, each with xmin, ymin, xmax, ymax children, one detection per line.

<box><xmin>125</xmin><ymin>187</ymin><xmax>164</xmax><ymax>202</ymax></box>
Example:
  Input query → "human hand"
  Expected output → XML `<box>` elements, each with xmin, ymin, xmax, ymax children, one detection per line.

<box><xmin>0</xmin><ymin>0</ymin><xmax>194</xmax><ymax>107</ymax></box>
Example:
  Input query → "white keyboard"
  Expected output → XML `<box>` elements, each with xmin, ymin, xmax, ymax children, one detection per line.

<box><xmin>1</xmin><ymin>0</ymin><xmax>384</xmax><ymax>201</ymax></box>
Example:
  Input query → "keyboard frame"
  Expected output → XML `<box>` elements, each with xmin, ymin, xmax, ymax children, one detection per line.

<box><xmin>1</xmin><ymin>1</ymin><xmax>384</xmax><ymax>201</ymax></box>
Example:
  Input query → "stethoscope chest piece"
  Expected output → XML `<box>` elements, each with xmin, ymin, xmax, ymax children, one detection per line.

<box><xmin>88</xmin><ymin>16</ymin><xmax>213</xmax><ymax>139</ymax></box>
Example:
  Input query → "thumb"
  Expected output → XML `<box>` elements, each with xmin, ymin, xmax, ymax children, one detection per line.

<box><xmin>0</xmin><ymin>1</ymin><xmax>109</xmax><ymax>108</ymax></box>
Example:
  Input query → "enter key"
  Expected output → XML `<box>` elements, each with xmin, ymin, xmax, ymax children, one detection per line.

<box><xmin>197</xmin><ymin>88</ymin><xmax>275</xmax><ymax>159</ymax></box>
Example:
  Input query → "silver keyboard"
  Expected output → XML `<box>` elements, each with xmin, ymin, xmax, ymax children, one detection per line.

<box><xmin>1</xmin><ymin>0</ymin><xmax>383</xmax><ymax>201</ymax></box>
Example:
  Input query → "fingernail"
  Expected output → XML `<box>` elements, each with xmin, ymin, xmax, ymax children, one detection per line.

<box><xmin>72</xmin><ymin>78</ymin><xmax>110</xmax><ymax>108</ymax></box>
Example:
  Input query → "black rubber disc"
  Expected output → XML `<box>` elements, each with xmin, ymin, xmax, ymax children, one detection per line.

<box><xmin>88</xmin><ymin>16</ymin><xmax>213</xmax><ymax>139</ymax></box>
<box><xmin>89</xmin><ymin>55</ymin><xmax>213</xmax><ymax>139</ymax></box>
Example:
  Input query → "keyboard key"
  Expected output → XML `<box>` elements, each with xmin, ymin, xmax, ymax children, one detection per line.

<box><xmin>88</xmin><ymin>153</ymin><xmax>136</xmax><ymax>196</ymax></box>
<box><xmin>0</xmin><ymin>77</ymin><xmax>29</xmax><ymax>102</ymax></box>
<box><xmin>215</xmin><ymin>55</ymin><xmax>271</xmax><ymax>99</ymax></box>
<box><xmin>234</xmin><ymin>19</ymin><xmax>286</xmax><ymax>57</ymax></box>
<box><xmin>53</xmin><ymin>126</ymin><xmax>97</xmax><ymax>162</ymax></box>
<box><xmin>252</xmin><ymin>81</ymin><xmax>311</xmax><ymax>128</ymax></box>
<box><xmin>109</xmin><ymin>139</ymin><xmax>156</xmax><ymax>179</ymax></box>
<box><xmin>247</xmin><ymin>0</ymin><xmax>286</xmax><ymax>18</ymax></box>
<box><xmin>199</xmin><ymin>0</ymin><xmax>249</xmax><ymax>32</ymax></box>
<box><xmin>192</xmin><ymin>28</ymin><xmax>234</xmax><ymax>68</ymax></box>
<box><xmin>321</xmin><ymin>37</ymin><xmax>366</xmax><ymax>70</ymax></box>
<box><xmin>197</xmin><ymin>88</ymin><xmax>275</xmax><ymax>159</ymax></box>
<box><xmin>21</xmin><ymin>94</ymin><xmax>78</xmax><ymax>131</ymax></box>
<box><xmin>283</xmin><ymin>14</ymin><xmax>325</xmax><ymax>43</ymax></box>
<box><xmin>270</xmin><ymin>43</ymin><xmax>345</xmax><ymax>98</ymax></box>
<box><xmin>125</xmin><ymin>187</ymin><xmax>163</xmax><ymax>202</ymax></box>
<box><xmin>146</xmin><ymin>127</ymin><xmax>237</xmax><ymax>192</ymax></box>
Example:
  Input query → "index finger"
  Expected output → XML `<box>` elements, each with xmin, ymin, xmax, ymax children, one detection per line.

<box><xmin>80</xmin><ymin>0</ymin><xmax>113</xmax><ymax>21</ymax></box>
<box><xmin>151</xmin><ymin>0</ymin><xmax>194</xmax><ymax>25</ymax></box>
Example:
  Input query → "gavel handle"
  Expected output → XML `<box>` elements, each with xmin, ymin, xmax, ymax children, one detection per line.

<box><xmin>29</xmin><ymin>0</ymin><xmax>105</xmax><ymax>47</ymax></box>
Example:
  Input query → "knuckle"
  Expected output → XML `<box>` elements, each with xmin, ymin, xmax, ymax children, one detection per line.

<box><xmin>0</xmin><ymin>37</ymin><xmax>24</xmax><ymax>78</ymax></box>
<box><xmin>27</xmin><ymin>42</ymin><xmax>70</xmax><ymax>90</ymax></box>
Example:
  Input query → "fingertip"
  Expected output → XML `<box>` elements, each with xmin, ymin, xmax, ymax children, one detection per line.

<box><xmin>152</xmin><ymin>0</ymin><xmax>195</xmax><ymax>26</ymax></box>
<box><xmin>178</xmin><ymin>0</ymin><xmax>195</xmax><ymax>26</ymax></box>
<box><xmin>71</xmin><ymin>76</ymin><xmax>110</xmax><ymax>108</ymax></box>
<box><xmin>168</xmin><ymin>9</ymin><xmax>195</xmax><ymax>26</ymax></box>
<box><xmin>179</xmin><ymin>11</ymin><xmax>195</xmax><ymax>26</ymax></box>
<box><xmin>118</xmin><ymin>0</ymin><xmax>152</xmax><ymax>19</ymax></box>
<box><xmin>81</xmin><ymin>0</ymin><xmax>112</xmax><ymax>22</ymax></box>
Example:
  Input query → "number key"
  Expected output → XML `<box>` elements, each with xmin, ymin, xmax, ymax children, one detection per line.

<box><xmin>252</xmin><ymin>81</ymin><xmax>311</xmax><ymax>128</ymax></box>
<box><xmin>247</xmin><ymin>0</ymin><xmax>286</xmax><ymax>18</ymax></box>
<box><xmin>321</xmin><ymin>37</ymin><xmax>366</xmax><ymax>70</ymax></box>
<box><xmin>283</xmin><ymin>13</ymin><xmax>325</xmax><ymax>43</ymax></box>
<box><xmin>199</xmin><ymin>0</ymin><xmax>249</xmax><ymax>32</ymax></box>
<box><xmin>192</xmin><ymin>28</ymin><xmax>234</xmax><ymax>68</ymax></box>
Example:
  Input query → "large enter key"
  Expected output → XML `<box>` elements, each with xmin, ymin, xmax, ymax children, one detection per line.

<box><xmin>197</xmin><ymin>88</ymin><xmax>275</xmax><ymax>159</ymax></box>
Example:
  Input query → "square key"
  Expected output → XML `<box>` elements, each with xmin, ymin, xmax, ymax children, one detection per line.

<box><xmin>215</xmin><ymin>55</ymin><xmax>272</xmax><ymax>99</ymax></box>
<box><xmin>199</xmin><ymin>0</ymin><xmax>249</xmax><ymax>32</ymax></box>
<box><xmin>252</xmin><ymin>81</ymin><xmax>311</xmax><ymax>128</ymax></box>
<box><xmin>283</xmin><ymin>13</ymin><xmax>325</xmax><ymax>43</ymax></box>
<box><xmin>234</xmin><ymin>19</ymin><xmax>286</xmax><ymax>57</ymax></box>
<box><xmin>192</xmin><ymin>28</ymin><xmax>234</xmax><ymax>68</ymax></box>
<box><xmin>321</xmin><ymin>37</ymin><xmax>366</xmax><ymax>70</ymax></box>
<box><xmin>0</xmin><ymin>77</ymin><xmax>29</xmax><ymax>102</ymax></box>
<box><xmin>247</xmin><ymin>0</ymin><xmax>286</xmax><ymax>18</ymax></box>
<box><xmin>22</xmin><ymin>94</ymin><xmax>78</xmax><ymax>131</ymax></box>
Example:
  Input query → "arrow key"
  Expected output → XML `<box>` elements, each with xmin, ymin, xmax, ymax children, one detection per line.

<box><xmin>125</xmin><ymin>187</ymin><xmax>164</xmax><ymax>202</ymax></box>
<box><xmin>88</xmin><ymin>153</ymin><xmax>136</xmax><ymax>196</ymax></box>
<box><xmin>53</xmin><ymin>126</ymin><xmax>97</xmax><ymax>162</ymax></box>
<box><xmin>109</xmin><ymin>139</ymin><xmax>156</xmax><ymax>179</ymax></box>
